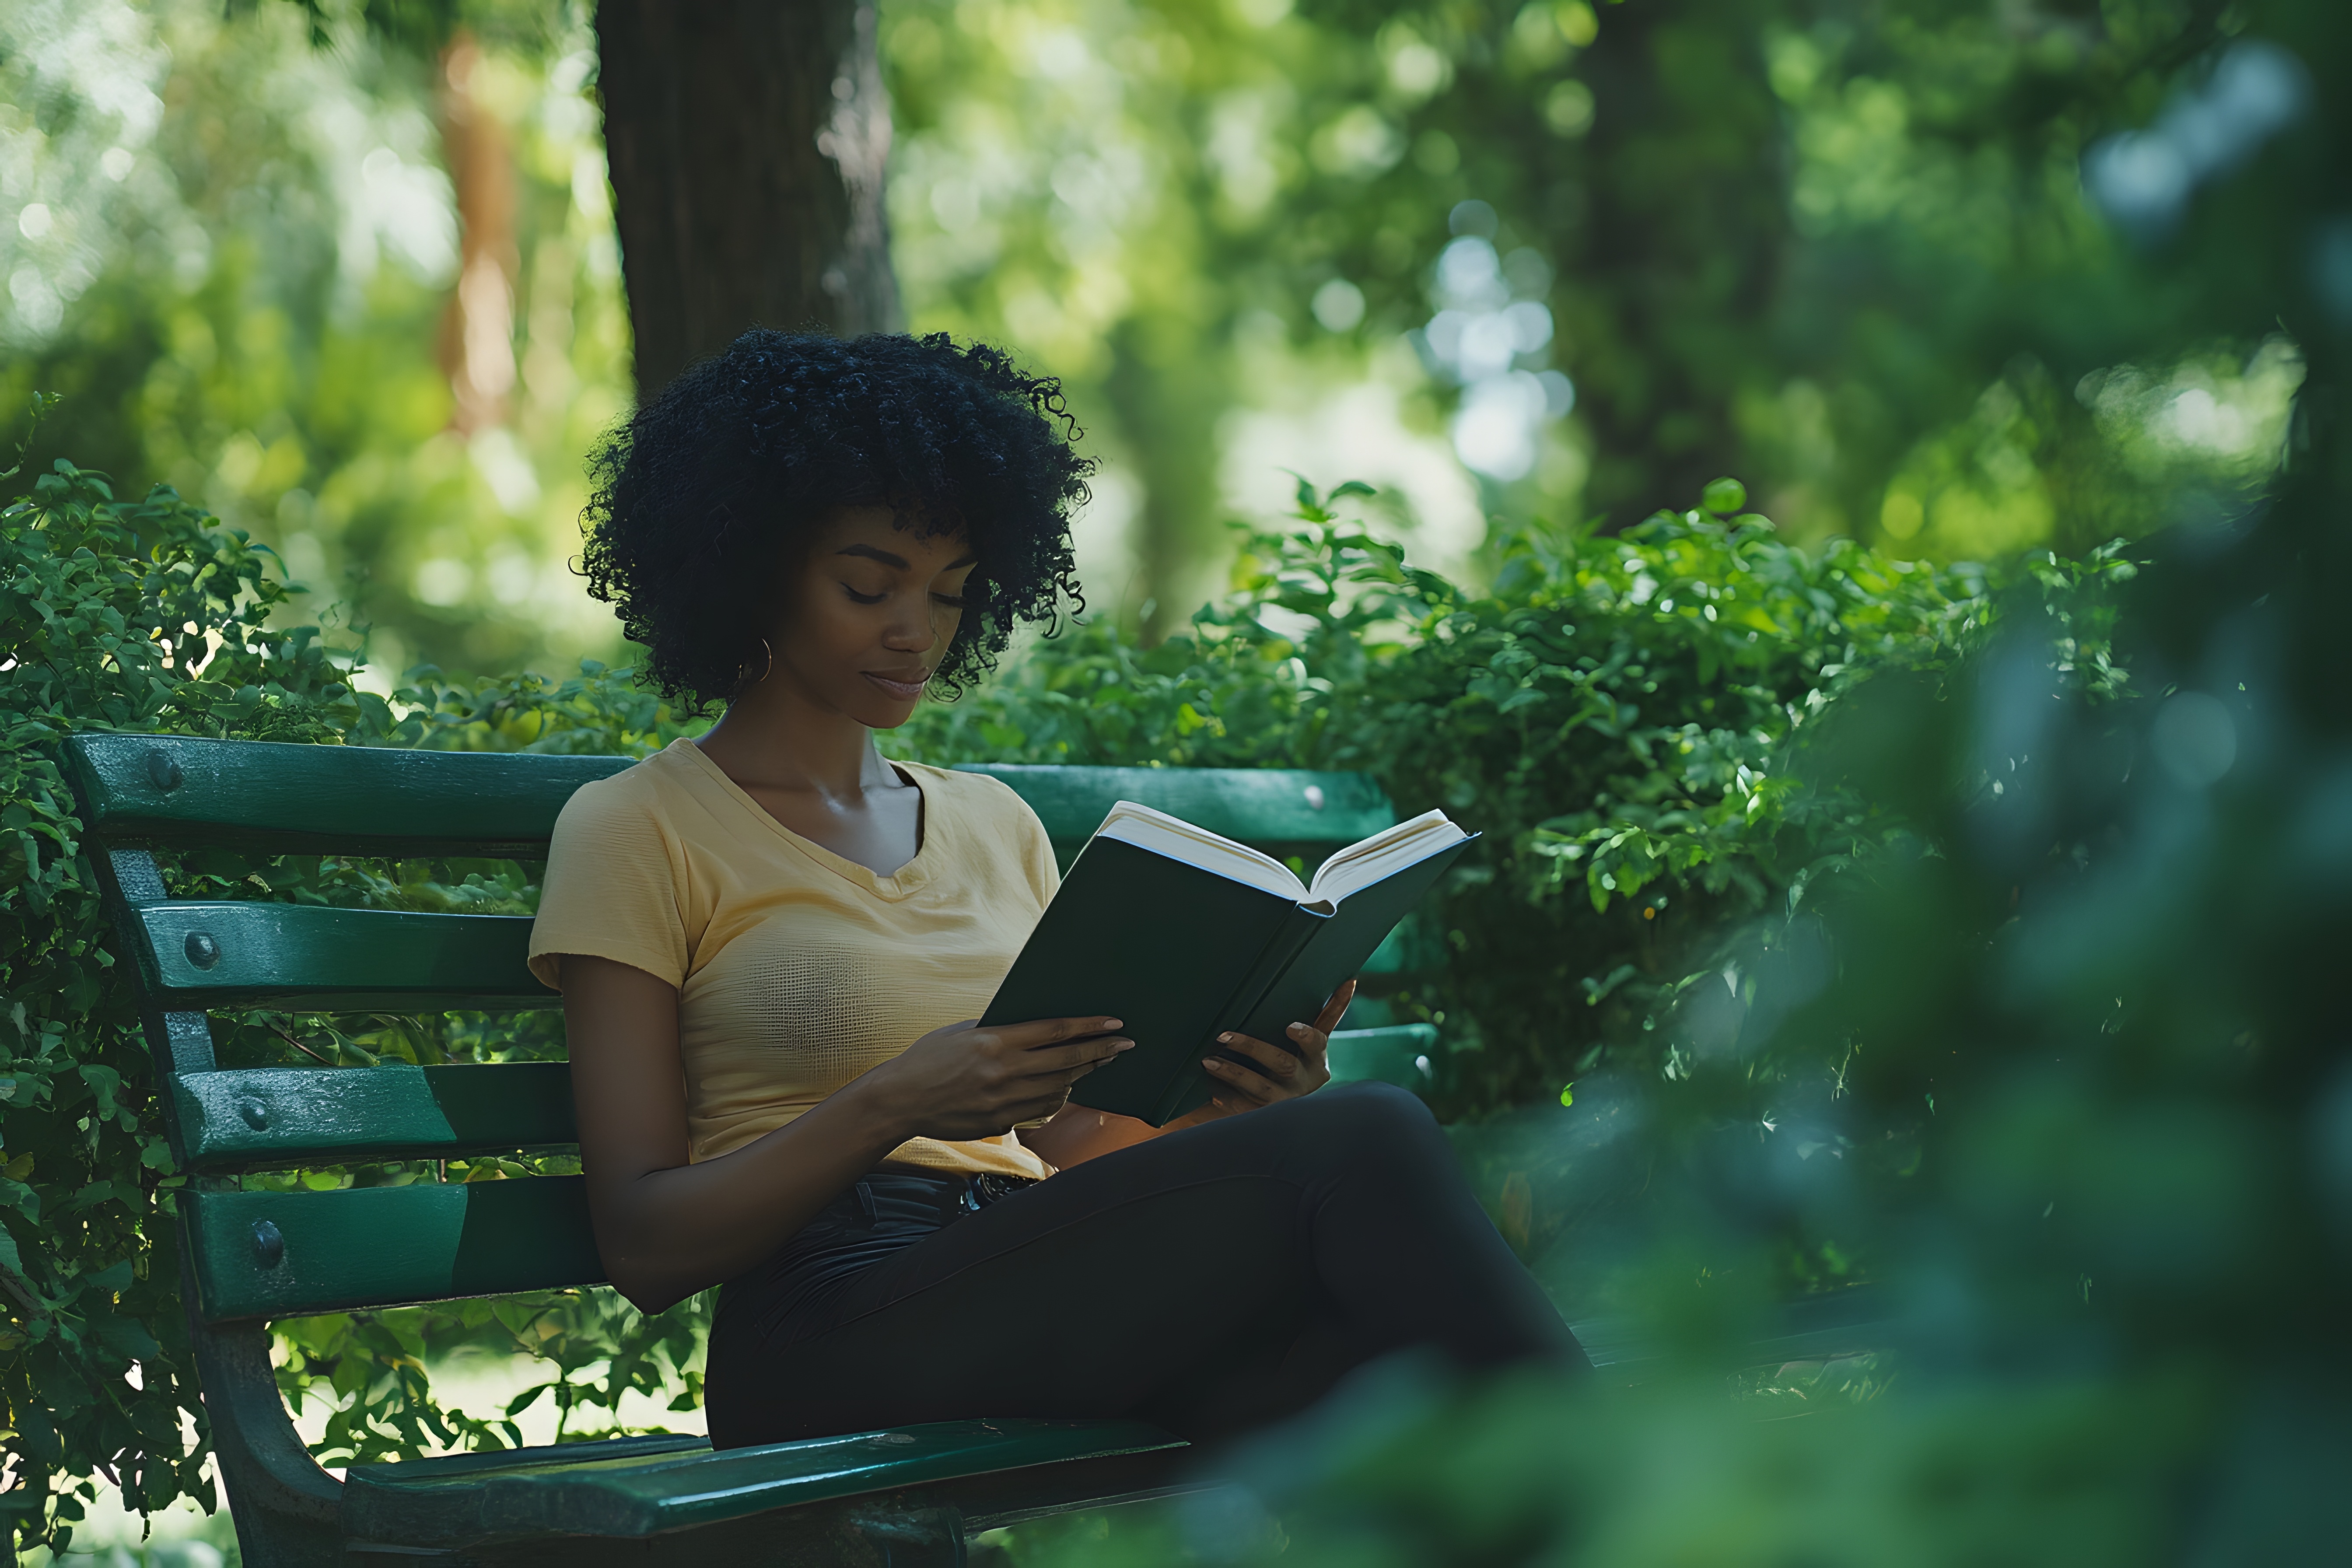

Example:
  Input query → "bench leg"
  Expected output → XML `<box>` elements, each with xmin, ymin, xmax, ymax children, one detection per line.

<box><xmin>179</xmin><ymin>1245</ymin><xmax>343</xmax><ymax>1568</ymax></box>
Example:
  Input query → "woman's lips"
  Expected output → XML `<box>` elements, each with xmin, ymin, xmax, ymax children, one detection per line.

<box><xmin>862</xmin><ymin>671</ymin><xmax>927</xmax><ymax>699</ymax></box>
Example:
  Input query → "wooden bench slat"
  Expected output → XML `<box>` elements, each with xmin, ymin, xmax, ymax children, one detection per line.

<box><xmin>173</xmin><ymin>1064</ymin><xmax>575</xmax><ymax>1172</ymax></box>
<box><xmin>168</xmin><ymin>1033</ymin><xmax>1427</xmax><ymax>1177</ymax></box>
<box><xmin>67</xmin><ymin>739</ymin><xmax>1407</xmax><ymax>862</ymax></box>
<box><xmin>134</xmin><ymin>902</ymin><xmax>550</xmax><ymax>1012</ymax></box>
<box><xmin>956</xmin><ymin>763</ymin><xmax>1398</xmax><ymax>852</ymax></box>
<box><xmin>186</xmin><ymin>1178</ymin><xmax>602</xmax><ymax>1322</ymax></box>
<box><xmin>66</xmin><ymin>734</ymin><xmax>634</xmax><ymax>858</ymax></box>
<box><xmin>341</xmin><ymin>1419</ymin><xmax>1187</xmax><ymax>1544</ymax></box>
<box><xmin>1325</xmin><ymin>1024</ymin><xmax>1438</xmax><ymax>1089</ymax></box>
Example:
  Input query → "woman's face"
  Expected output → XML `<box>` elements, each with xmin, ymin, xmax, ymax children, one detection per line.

<box><xmin>763</xmin><ymin>504</ymin><xmax>975</xmax><ymax>728</ymax></box>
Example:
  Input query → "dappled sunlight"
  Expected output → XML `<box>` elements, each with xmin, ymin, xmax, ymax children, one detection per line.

<box><xmin>1219</xmin><ymin>378</ymin><xmax>1486</xmax><ymax>578</ymax></box>
<box><xmin>1</xmin><ymin>0</ymin><xmax>630</xmax><ymax>685</ymax></box>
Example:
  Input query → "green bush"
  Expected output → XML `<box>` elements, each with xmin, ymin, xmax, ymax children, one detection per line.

<box><xmin>2</xmin><ymin>425</ymin><xmax>2111</xmax><ymax>1552</ymax></box>
<box><xmin>898</xmin><ymin>480</ymin><xmax>2126</xmax><ymax>1120</ymax></box>
<box><xmin>1</xmin><ymin>439</ymin><xmax>353</xmax><ymax>1553</ymax></box>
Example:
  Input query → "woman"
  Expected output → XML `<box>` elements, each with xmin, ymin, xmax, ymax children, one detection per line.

<box><xmin>531</xmin><ymin>330</ymin><xmax>1583</xmax><ymax>1450</ymax></box>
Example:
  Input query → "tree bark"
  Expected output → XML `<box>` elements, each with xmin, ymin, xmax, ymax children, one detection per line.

<box><xmin>595</xmin><ymin>0</ymin><xmax>900</xmax><ymax>397</ymax></box>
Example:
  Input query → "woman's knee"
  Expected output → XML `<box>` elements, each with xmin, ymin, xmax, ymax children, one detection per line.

<box><xmin>1287</xmin><ymin>1081</ymin><xmax>1447</xmax><ymax>1161</ymax></box>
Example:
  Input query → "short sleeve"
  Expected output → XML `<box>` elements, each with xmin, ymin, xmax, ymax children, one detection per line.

<box><xmin>1015</xmin><ymin>795</ymin><xmax>1061</xmax><ymax>907</ymax></box>
<box><xmin>528</xmin><ymin>777</ymin><xmax>691</xmax><ymax>991</ymax></box>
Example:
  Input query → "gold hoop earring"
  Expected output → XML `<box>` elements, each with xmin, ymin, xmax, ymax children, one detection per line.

<box><xmin>738</xmin><ymin>638</ymin><xmax>774</xmax><ymax>693</ymax></box>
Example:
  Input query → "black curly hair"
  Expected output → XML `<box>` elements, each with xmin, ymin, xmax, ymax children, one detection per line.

<box><xmin>581</xmin><ymin>330</ymin><xmax>1092</xmax><ymax>712</ymax></box>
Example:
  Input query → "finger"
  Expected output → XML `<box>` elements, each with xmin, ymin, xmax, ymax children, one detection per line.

<box><xmin>1202</xmin><ymin>1054</ymin><xmax>1286</xmax><ymax>1103</ymax></box>
<box><xmin>1055</xmin><ymin>1050</ymin><xmax>1121</xmax><ymax>1084</ymax></box>
<box><xmin>1214</xmin><ymin>1032</ymin><xmax>1299</xmax><ymax>1081</ymax></box>
<box><xmin>1313</xmin><ymin>979</ymin><xmax>1357</xmax><ymax>1035</ymax></box>
<box><xmin>1016</xmin><ymin>1011</ymin><xmax>1124</xmax><ymax>1048</ymax></box>
<box><xmin>996</xmin><ymin>1015</ymin><xmax>1126</xmax><ymax>1050</ymax></box>
<box><xmin>1284</xmin><ymin>1019</ymin><xmax>1332</xmax><ymax>1062</ymax></box>
<box><xmin>1024</xmin><ymin>1036</ymin><xmax>1135</xmax><ymax>1074</ymax></box>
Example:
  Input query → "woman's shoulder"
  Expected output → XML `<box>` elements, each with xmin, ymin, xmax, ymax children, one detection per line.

<box><xmin>553</xmin><ymin>740</ymin><xmax>703</xmax><ymax>833</ymax></box>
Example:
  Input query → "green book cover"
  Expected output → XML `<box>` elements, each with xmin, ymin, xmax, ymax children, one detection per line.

<box><xmin>981</xmin><ymin>802</ymin><xmax>1474</xmax><ymax>1125</ymax></box>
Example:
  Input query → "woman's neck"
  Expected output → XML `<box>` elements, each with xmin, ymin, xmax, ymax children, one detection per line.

<box><xmin>694</xmin><ymin>677</ymin><xmax>896</xmax><ymax>803</ymax></box>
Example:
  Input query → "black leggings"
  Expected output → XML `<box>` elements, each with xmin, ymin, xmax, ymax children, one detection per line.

<box><xmin>704</xmin><ymin>1082</ymin><xmax>1586</xmax><ymax>1449</ymax></box>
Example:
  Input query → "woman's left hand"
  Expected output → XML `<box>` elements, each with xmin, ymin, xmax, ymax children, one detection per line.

<box><xmin>1199</xmin><ymin>979</ymin><xmax>1354</xmax><ymax>1113</ymax></box>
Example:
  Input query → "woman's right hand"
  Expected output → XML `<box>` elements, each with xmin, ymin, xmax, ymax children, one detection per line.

<box><xmin>860</xmin><ymin>1016</ymin><xmax>1133</xmax><ymax>1142</ymax></box>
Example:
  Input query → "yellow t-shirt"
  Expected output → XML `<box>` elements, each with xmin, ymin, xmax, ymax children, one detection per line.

<box><xmin>528</xmin><ymin>737</ymin><xmax>1057</xmax><ymax>1180</ymax></box>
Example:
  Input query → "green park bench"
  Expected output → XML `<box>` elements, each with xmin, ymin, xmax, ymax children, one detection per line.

<box><xmin>62</xmin><ymin>733</ymin><xmax>1454</xmax><ymax>1567</ymax></box>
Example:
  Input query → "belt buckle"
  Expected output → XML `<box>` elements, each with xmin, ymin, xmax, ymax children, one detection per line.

<box><xmin>967</xmin><ymin>1172</ymin><xmax>1030</xmax><ymax>1210</ymax></box>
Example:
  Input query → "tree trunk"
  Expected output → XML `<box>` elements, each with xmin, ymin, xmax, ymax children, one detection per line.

<box><xmin>1547</xmin><ymin>0</ymin><xmax>1787</xmax><ymax>522</ymax></box>
<box><xmin>436</xmin><ymin>31</ymin><xmax>518</xmax><ymax>435</ymax></box>
<box><xmin>595</xmin><ymin>0</ymin><xmax>900</xmax><ymax>397</ymax></box>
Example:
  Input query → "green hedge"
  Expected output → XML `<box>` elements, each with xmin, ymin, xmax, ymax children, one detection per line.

<box><xmin>2</xmin><ymin>434</ymin><xmax>2104</xmax><ymax>1553</ymax></box>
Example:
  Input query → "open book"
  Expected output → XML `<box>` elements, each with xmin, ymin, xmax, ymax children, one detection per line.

<box><xmin>981</xmin><ymin>802</ymin><xmax>1474</xmax><ymax>1125</ymax></box>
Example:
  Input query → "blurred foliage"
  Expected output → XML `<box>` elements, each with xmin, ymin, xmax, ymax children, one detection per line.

<box><xmin>881</xmin><ymin>0</ymin><xmax>2301</xmax><ymax>609</ymax></box>
<box><xmin>0</xmin><ymin>0</ymin><xmax>2308</xmax><ymax>672</ymax></box>
<box><xmin>0</xmin><ymin>0</ymin><xmax>630</xmax><ymax>685</ymax></box>
<box><xmin>974</xmin><ymin>0</ymin><xmax>2352</xmax><ymax>1560</ymax></box>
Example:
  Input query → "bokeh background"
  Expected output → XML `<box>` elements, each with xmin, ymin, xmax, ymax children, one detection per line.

<box><xmin>0</xmin><ymin>0</ymin><xmax>2302</xmax><ymax>676</ymax></box>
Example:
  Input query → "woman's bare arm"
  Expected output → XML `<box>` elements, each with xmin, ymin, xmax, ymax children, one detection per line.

<box><xmin>562</xmin><ymin>955</ymin><xmax>1129</xmax><ymax>1312</ymax></box>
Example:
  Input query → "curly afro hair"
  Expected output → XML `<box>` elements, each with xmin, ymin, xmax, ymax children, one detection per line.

<box><xmin>581</xmin><ymin>330</ymin><xmax>1092</xmax><ymax>713</ymax></box>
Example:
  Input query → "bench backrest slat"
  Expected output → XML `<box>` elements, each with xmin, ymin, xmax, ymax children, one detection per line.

<box><xmin>133</xmin><ymin>903</ymin><xmax>545</xmax><ymax>1012</ymax></box>
<box><xmin>71</xmin><ymin>734</ymin><xmax>634</xmax><ymax>857</ymax></box>
<box><xmin>187</xmin><ymin>1179</ymin><xmax>601</xmax><ymax>1321</ymax></box>
<box><xmin>957</xmin><ymin>763</ymin><xmax>1394</xmax><ymax>852</ymax></box>
<box><xmin>174</xmin><ymin>1063</ymin><xmax>576</xmax><ymax>1172</ymax></box>
<box><xmin>72</xmin><ymin>736</ymin><xmax>1396</xmax><ymax>859</ymax></box>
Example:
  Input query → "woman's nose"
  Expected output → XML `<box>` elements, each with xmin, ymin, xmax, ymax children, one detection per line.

<box><xmin>882</xmin><ymin>603</ymin><xmax>937</xmax><ymax>652</ymax></box>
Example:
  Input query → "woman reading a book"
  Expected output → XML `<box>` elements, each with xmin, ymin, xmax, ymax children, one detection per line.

<box><xmin>532</xmin><ymin>331</ymin><xmax>1584</xmax><ymax>1449</ymax></box>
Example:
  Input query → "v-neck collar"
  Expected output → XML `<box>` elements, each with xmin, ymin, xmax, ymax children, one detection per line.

<box><xmin>669</xmin><ymin>738</ymin><xmax>936</xmax><ymax>901</ymax></box>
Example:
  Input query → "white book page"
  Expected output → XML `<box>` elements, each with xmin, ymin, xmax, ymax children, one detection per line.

<box><xmin>1093</xmin><ymin>802</ymin><xmax>1308</xmax><ymax>900</ymax></box>
<box><xmin>1306</xmin><ymin>809</ymin><xmax>1466</xmax><ymax>902</ymax></box>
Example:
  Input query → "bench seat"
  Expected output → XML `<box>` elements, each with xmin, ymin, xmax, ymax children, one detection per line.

<box><xmin>341</xmin><ymin>1420</ymin><xmax>1186</xmax><ymax>1552</ymax></box>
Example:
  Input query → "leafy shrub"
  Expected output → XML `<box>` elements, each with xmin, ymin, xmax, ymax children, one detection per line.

<box><xmin>1</xmin><ymin>441</ymin><xmax>358</xmax><ymax>1554</ymax></box>
<box><xmin>0</xmin><ymin>438</ymin><xmax>703</xmax><ymax>1557</ymax></box>
<box><xmin>898</xmin><ymin>480</ymin><xmax>2127</xmax><ymax>1119</ymax></box>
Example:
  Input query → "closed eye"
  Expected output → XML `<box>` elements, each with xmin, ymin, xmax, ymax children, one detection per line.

<box><xmin>843</xmin><ymin>585</ymin><xmax>886</xmax><ymax>606</ymax></box>
<box><xmin>932</xmin><ymin>593</ymin><xmax>968</xmax><ymax>609</ymax></box>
